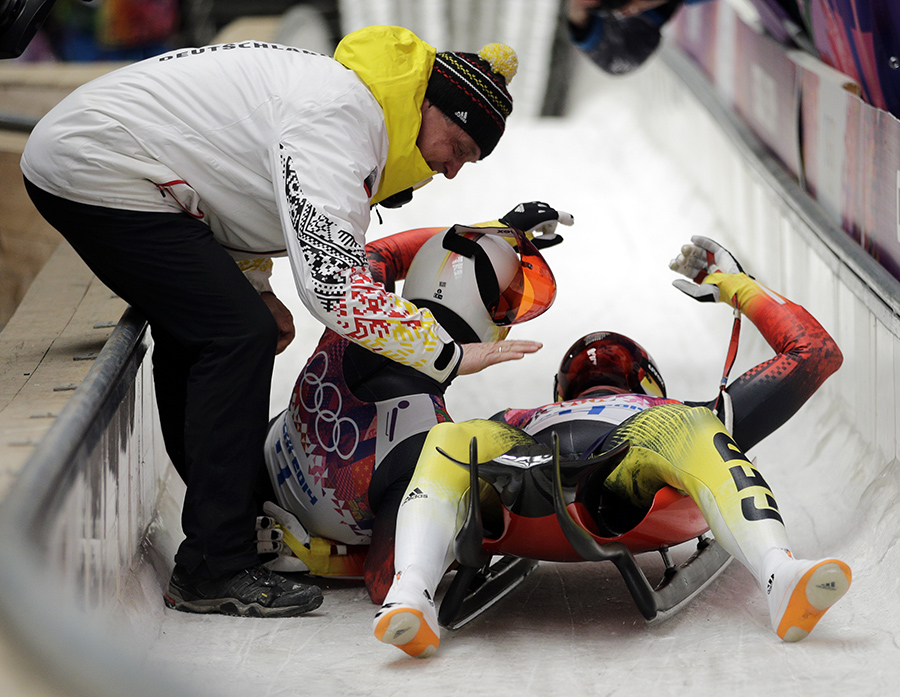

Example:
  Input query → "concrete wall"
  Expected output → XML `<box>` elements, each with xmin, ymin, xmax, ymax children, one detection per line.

<box><xmin>0</xmin><ymin>62</ymin><xmax>126</xmax><ymax>329</ymax></box>
<box><xmin>0</xmin><ymin>132</ymin><xmax>62</xmax><ymax>329</ymax></box>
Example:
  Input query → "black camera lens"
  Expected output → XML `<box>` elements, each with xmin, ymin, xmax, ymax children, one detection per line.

<box><xmin>1</xmin><ymin>0</ymin><xmax>57</xmax><ymax>59</ymax></box>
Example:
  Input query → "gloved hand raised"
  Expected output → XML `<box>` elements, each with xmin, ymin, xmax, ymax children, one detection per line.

<box><xmin>669</xmin><ymin>235</ymin><xmax>744</xmax><ymax>303</ymax></box>
<box><xmin>257</xmin><ymin>501</ymin><xmax>311</xmax><ymax>573</ymax></box>
<box><xmin>257</xmin><ymin>502</ymin><xmax>368</xmax><ymax>577</ymax></box>
<box><xmin>500</xmin><ymin>201</ymin><xmax>574</xmax><ymax>248</ymax></box>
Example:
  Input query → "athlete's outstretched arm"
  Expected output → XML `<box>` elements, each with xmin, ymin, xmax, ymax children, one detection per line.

<box><xmin>366</xmin><ymin>227</ymin><xmax>445</xmax><ymax>290</ymax></box>
<box><xmin>671</xmin><ymin>237</ymin><xmax>842</xmax><ymax>449</ymax></box>
<box><xmin>363</xmin><ymin>199</ymin><xmax>574</xmax><ymax>290</ymax></box>
<box><xmin>711</xmin><ymin>273</ymin><xmax>842</xmax><ymax>450</ymax></box>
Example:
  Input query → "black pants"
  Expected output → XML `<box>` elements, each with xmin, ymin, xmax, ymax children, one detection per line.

<box><xmin>26</xmin><ymin>179</ymin><xmax>276</xmax><ymax>578</ymax></box>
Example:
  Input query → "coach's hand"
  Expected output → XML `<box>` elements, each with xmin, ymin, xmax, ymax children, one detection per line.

<box><xmin>457</xmin><ymin>340</ymin><xmax>543</xmax><ymax>375</ymax></box>
<box><xmin>261</xmin><ymin>291</ymin><xmax>295</xmax><ymax>354</ymax></box>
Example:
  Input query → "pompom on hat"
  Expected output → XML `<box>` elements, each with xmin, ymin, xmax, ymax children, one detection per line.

<box><xmin>424</xmin><ymin>43</ymin><xmax>517</xmax><ymax>159</ymax></box>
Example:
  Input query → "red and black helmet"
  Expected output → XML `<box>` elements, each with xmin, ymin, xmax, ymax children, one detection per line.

<box><xmin>554</xmin><ymin>332</ymin><xmax>666</xmax><ymax>401</ymax></box>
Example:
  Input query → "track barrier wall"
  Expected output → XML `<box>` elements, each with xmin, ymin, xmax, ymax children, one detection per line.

<box><xmin>672</xmin><ymin>1</ymin><xmax>900</xmax><ymax>288</ymax></box>
<box><xmin>655</xmin><ymin>5</ymin><xmax>900</xmax><ymax>470</ymax></box>
<box><xmin>0</xmin><ymin>304</ymin><xmax>201</xmax><ymax>697</ymax></box>
<box><xmin>0</xmin><ymin>6</ymin><xmax>898</xmax><ymax>695</ymax></box>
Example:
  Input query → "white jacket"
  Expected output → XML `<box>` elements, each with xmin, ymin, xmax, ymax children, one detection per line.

<box><xmin>21</xmin><ymin>33</ymin><xmax>460</xmax><ymax>382</ymax></box>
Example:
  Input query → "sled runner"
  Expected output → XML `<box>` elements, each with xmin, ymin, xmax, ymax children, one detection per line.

<box><xmin>436</xmin><ymin>435</ymin><xmax>732</xmax><ymax>628</ymax></box>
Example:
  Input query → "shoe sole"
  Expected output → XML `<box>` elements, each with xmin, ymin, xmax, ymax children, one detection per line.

<box><xmin>373</xmin><ymin>607</ymin><xmax>439</xmax><ymax>658</ymax></box>
<box><xmin>163</xmin><ymin>591</ymin><xmax>323</xmax><ymax>618</ymax></box>
<box><xmin>776</xmin><ymin>559</ymin><xmax>851</xmax><ymax>642</ymax></box>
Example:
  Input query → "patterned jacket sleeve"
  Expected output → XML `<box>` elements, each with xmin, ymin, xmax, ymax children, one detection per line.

<box><xmin>271</xmin><ymin>140</ymin><xmax>461</xmax><ymax>384</ymax></box>
<box><xmin>687</xmin><ymin>273</ymin><xmax>843</xmax><ymax>451</ymax></box>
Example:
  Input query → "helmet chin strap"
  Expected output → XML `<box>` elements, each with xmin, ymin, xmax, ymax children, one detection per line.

<box><xmin>714</xmin><ymin>298</ymin><xmax>742</xmax><ymax>434</ymax></box>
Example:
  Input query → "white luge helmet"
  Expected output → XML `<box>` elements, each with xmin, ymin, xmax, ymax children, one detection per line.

<box><xmin>402</xmin><ymin>225</ymin><xmax>557</xmax><ymax>343</ymax></box>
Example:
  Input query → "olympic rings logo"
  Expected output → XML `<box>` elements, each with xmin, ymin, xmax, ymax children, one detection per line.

<box><xmin>299</xmin><ymin>351</ymin><xmax>360</xmax><ymax>460</ymax></box>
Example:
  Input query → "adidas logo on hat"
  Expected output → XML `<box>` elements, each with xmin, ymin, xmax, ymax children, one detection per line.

<box><xmin>425</xmin><ymin>43</ymin><xmax>517</xmax><ymax>158</ymax></box>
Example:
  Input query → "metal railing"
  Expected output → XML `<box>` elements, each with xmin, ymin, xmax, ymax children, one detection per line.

<box><xmin>0</xmin><ymin>112</ymin><xmax>38</xmax><ymax>132</ymax></box>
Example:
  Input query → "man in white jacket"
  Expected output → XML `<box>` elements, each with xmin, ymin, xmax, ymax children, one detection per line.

<box><xmin>20</xmin><ymin>25</ymin><xmax>529</xmax><ymax>617</ymax></box>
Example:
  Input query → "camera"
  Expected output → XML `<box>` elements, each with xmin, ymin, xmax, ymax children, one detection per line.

<box><xmin>1</xmin><ymin>0</ymin><xmax>59</xmax><ymax>59</ymax></box>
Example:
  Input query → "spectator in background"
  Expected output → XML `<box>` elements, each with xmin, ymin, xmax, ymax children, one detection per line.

<box><xmin>44</xmin><ymin>0</ymin><xmax>178</xmax><ymax>61</ymax></box>
<box><xmin>566</xmin><ymin>0</ymin><xmax>709</xmax><ymax>75</ymax></box>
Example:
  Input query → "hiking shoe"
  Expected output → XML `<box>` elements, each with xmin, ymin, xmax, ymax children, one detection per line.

<box><xmin>373</xmin><ymin>566</ymin><xmax>440</xmax><ymax>658</ymax></box>
<box><xmin>766</xmin><ymin>558</ymin><xmax>851</xmax><ymax>642</ymax></box>
<box><xmin>164</xmin><ymin>564</ymin><xmax>323</xmax><ymax>617</ymax></box>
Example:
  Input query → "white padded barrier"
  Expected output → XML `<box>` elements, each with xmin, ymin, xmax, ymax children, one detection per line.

<box><xmin>627</xmin><ymin>45</ymin><xmax>900</xmax><ymax>473</ymax></box>
<box><xmin>0</xmin><ymin>310</ymin><xmax>198</xmax><ymax>697</ymax></box>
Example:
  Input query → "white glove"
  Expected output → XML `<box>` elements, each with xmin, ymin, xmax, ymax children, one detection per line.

<box><xmin>500</xmin><ymin>201</ymin><xmax>574</xmax><ymax>248</ymax></box>
<box><xmin>256</xmin><ymin>501</ymin><xmax>311</xmax><ymax>573</ymax></box>
<box><xmin>669</xmin><ymin>236</ymin><xmax>744</xmax><ymax>303</ymax></box>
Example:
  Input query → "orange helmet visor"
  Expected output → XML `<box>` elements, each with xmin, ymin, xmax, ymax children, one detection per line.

<box><xmin>483</xmin><ymin>227</ymin><xmax>557</xmax><ymax>326</ymax></box>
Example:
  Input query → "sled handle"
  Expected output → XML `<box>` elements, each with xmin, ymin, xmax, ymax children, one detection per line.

<box><xmin>549</xmin><ymin>433</ymin><xmax>659</xmax><ymax>620</ymax></box>
<box><xmin>452</xmin><ymin>437</ymin><xmax>491</xmax><ymax>569</ymax></box>
<box><xmin>440</xmin><ymin>437</ymin><xmax>493</xmax><ymax>628</ymax></box>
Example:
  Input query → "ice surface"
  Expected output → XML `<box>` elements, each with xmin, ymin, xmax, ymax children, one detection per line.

<box><xmin>135</xmin><ymin>68</ymin><xmax>900</xmax><ymax>696</ymax></box>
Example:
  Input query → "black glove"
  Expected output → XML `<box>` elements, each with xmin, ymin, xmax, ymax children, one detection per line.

<box><xmin>500</xmin><ymin>201</ymin><xmax>574</xmax><ymax>248</ymax></box>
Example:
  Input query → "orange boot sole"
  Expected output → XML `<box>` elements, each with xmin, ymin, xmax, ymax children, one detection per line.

<box><xmin>374</xmin><ymin>605</ymin><xmax>440</xmax><ymax>658</ymax></box>
<box><xmin>775</xmin><ymin>559</ymin><xmax>851</xmax><ymax>642</ymax></box>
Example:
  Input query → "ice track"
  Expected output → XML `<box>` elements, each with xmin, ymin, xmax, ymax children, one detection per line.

<box><xmin>135</xmin><ymin>67</ymin><xmax>900</xmax><ymax>696</ymax></box>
